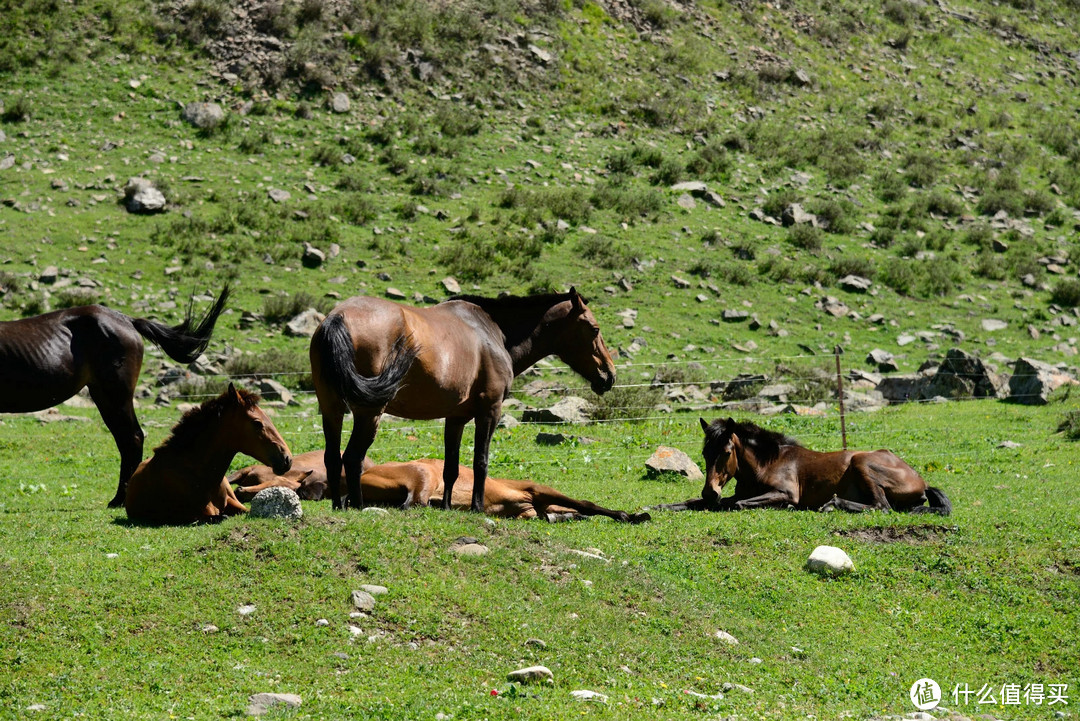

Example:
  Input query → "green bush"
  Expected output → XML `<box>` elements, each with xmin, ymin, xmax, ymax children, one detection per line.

<box><xmin>589</xmin><ymin>385</ymin><xmax>663</xmax><ymax>422</ymax></box>
<box><xmin>902</xmin><ymin>151</ymin><xmax>940</xmax><ymax>188</ymax></box>
<box><xmin>575</xmin><ymin>235</ymin><xmax>631</xmax><ymax>269</ymax></box>
<box><xmin>590</xmin><ymin>184</ymin><xmax>663</xmax><ymax>219</ymax></box>
<box><xmin>762</xmin><ymin>189</ymin><xmax>800</xmax><ymax>220</ymax></box>
<box><xmin>829</xmin><ymin>257</ymin><xmax>875</xmax><ymax>280</ymax></box>
<box><xmin>810</xmin><ymin>199</ymin><xmax>856</xmax><ymax>234</ymax></box>
<box><xmin>788</xmin><ymin>224</ymin><xmax>823</xmax><ymax>251</ymax></box>
<box><xmin>878</xmin><ymin>259</ymin><xmax>916</xmax><ymax>295</ymax></box>
<box><xmin>650</xmin><ymin>156</ymin><xmax>684</xmax><ymax>186</ymax></box>
<box><xmin>263</xmin><ymin>292</ymin><xmax>333</xmax><ymax>322</ymax></box>
<box><xmin>1051</xmin><ymin>279</ymin><xmax>1080</xmax><ymax>308</ymax></box>
<box><xmin>976</xmin><ymin>189</ymin><xmax>1025</xmax><ymax>217</ymax></box>
<box><xmin>918</xmin><ymin>257</ymin><xmax>965</xmax><ymax>298</ymax></box>
<box><xmin>1057</xmin><ymin>409</ymin><xmax>1080</xmax><ymax>440</ymax></box>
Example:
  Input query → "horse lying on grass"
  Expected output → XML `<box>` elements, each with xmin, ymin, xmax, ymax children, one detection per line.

<box><xmin>125</xmin><ymin>384</ymin><xmax>292</xmax><ymax>525</ymax></box>
<box><xmin>655</xmin><ymin>417</ymin><xmax>951</xmax><ymax>515</ymax></box>
<box><xmin>229</xmin><ymin>455</ymin><xmax>650</xmax><ymax>523</ymax></box>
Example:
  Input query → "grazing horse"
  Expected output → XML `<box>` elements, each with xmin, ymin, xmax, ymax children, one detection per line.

<box><xmin>124</xmin><ymin>384</ymin><xmax>292</xmax><ymax>525</ymax></box>
<box><xmin>656</xmin><ymin>418</ymin><xmax>950</xmax><ymax>515</ymax></box>
<box><xmin>228</xmin><ymin>449</ymin><xmax>372</xmax><ymax>502</ymax></box>
<box><xmin>0</xmin><ymin>286</ymin><xmax>230</xmax><ymax>507</ymax></box>
<box><xmin>309</xmin><ymin>289</ymin><xmax>616</xmax><ymax>512</ymax></box>
<box><xmin>229</xmin><ymin>454</ymin><xmax>650</xmax><ymax>523</ymax></box>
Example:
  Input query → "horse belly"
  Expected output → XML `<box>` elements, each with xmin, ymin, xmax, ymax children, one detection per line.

<box><xmin>0</xmin><ymin>333</ymin><xmax>85</xmax><ymax>412</ymax></box>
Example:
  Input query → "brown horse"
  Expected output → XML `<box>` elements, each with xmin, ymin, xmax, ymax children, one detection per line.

<box><xmin>229</xmin><ymin>454</ymin><xmax>649</xmax><ymax>522</ymax></box>
<box><xmin>309</xmin><ymin>289</ymin><xmax>616</xmax><ymax>512</ymax></box>
<box><xmin>656</xmin><ymin>418</ymin><xmax>950</xmax><ymax>515</ymax></box>
<box><xmin>125</xmin><ymin>384</ymin><xmax>292</xmax><ymax>525</ymax></box>
<box><xmin>0</xmin><ymin>286</ymin><xmax>229</xmax><ymax>507</ymax></box>
<box><xmin>228</xmin><ymin>449</ymin><xmax>372</xmax><ymax>502</ymax></box>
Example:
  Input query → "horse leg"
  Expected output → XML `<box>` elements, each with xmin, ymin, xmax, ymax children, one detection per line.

<box><xmin>441</xmin><ymin>418</ymin><xmax>467</xmax><ymax>510</ymax></box>
<box><xmin>322</xmin><ymin>411</ymin><xmax>346</xmax><ymax>510</ymax></box>
<box><xmin>733</xmin><ymin>490</ymin><xmax>797</xmax><ymax>510</ymax></box>
<box><xmin>343</xmin><ymin>413</ymin><xmax>379</xmax><ymax>510</ymax></box>
<box><xmin>820</xmin><ymin>460</ymin><xmax>894</xmax><ymax>513</ymax></box>
<box><xmin>649</xmin><ymin>498</ymin><xmax>716</xmax><ymax>512</ymax></box>
<box><xmin>89</xmin><ymin>387</ymin><xmax>145</xmax><ymax>508</ymax></box>
<box><xmin>469</xmin><ymin>410</ymin><xmax>500</xmax><ymax>513</ymax></box>
<box><xmin>819</xmin><ymin>495</ymin><xmax>892</xmax><ymax>513</ymax></box>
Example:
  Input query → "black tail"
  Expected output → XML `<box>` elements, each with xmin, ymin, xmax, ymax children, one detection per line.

<box><xmin>317</xmin><ymin>313</ymin><xmax>417</xmax><ymax>408</ymax></box>
<box><xmin>132</xmin><ymin>285</ymin><xmax>230</xmax><ymax>363</ymax></box>
<box><xmin>910</xmin><ymin>486</ymin><xmax>952</xmax><ymax>516</ymax></box>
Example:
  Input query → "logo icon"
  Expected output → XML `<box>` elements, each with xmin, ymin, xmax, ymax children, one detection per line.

<box><xmin>910</xmin><ymin>678</ymin><xmax>941</xmax><ymax>710</ymax></box>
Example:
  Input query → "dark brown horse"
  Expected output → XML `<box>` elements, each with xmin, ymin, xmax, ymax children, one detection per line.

<box><xmin>125</xmin><ymin>384</ymin><xmax>292</xmax><ymax>525</ymax></box>
<box><xmin>656</xmin><ymin>418</ymin><xmax>950</xmax><ymax>515</ymax></box>
<box><xmin>309</xmin><ymin>289</ymin><xmax>616</xmax><ymax>512</ymax></box>
<box><xmin>0</xmin><ymin>286</ymin><xmax>229</xmax><ymax>507</ymax></box>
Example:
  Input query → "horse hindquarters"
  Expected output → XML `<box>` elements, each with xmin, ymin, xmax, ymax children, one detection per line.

<box><xmin>907</xmin><ymin>486</ymin><xmax>952</xmax><ymax>516</ymax></box>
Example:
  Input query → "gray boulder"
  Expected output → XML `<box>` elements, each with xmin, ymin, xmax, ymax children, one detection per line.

<box><xmin>1008</xmin><ymin>357</ymin><xmax>1077</xmax><ymax>405</ymax></box>
<box><xmin>330</xmin><ymin>92</ymin><xmax>350</xmax><ymax>114</ymax></box>
<box><xmin>781</xmin><ymin>203</ymin><xmax>817</xmax><ymax>227</ymax></box>
<box><xmin>877</xmin><ymin>374</ymin><xmax>930</xmax><ymax>403</ymax></box>
<box><xmin>301</xmin><ymin>243</ymin><xmax>325</xmax><ymax>268</ymax></box>
<box><xmin>246</xmin><ymin>693</ymin><xmax>301</xmax><ymax>716</ymax></box>
<box><xmin>181</xmin><ymin>102</ymin><xmax>225</xmax><ymax>130</ymax></box>
<box><xmin>249</xmin><ymin>487</ymin><xmax>303</xmax><ymax>520</ymax></box>
<box><xmin>919</xmin><ymin>348</ymin><xmax>1007</xmax><ymax>401</ymax></box>
<box><xmin>645</xmin><ymin>446</ymin><xmax>704</xmax><ymax>481</ymax></box>
<box><xmin>866</xmin><ymin>348</ymin><xmax>897</xmax><ymax>372</ymax></box>
<box><xmin>521</xmin><ymin>397</ymin><xmax>594</xmax><ymax>424</ymax></box>
<box><xmin>257</xmin><ymin>378</ymin><xmax>295</xmax><ymax>405</ymax></box>
<box><xmin>123</xmin><ymin>177</ymin><xmax>166</xmax><ymax>214</ymax></box>
<box><xmin>285</xmin><ymin>308</ymin><xmax>325</xmax><ymax>338</ymax></box>
<box><xmin>838</xmin><ymin>275</ymin><xmax>872</xmax><ymax>293</ymax></box>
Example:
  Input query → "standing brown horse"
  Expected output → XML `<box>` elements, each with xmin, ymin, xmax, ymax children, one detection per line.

<box><xmin>125</xmin><ymin>384</ymin><xmax>292</xmax><ymax>525</ymax></box>
<box><xmin>228</xmin><ymin>449</ymin><xmax>369</xmax><ymax>502</ymax></box>
<box><xmin>0</xmin><ymin>286</ymin><xmax>229</xmax><ymax>507</ymax></box>
<box><xmin>656</xmin><ymin>418</ymin><xmax>950</xmax><ymax>515</ymax></box>
<box><xmin>309</xmin><ymin>289</ymin><xmax>616</xmax><ymax>512</ymax></box>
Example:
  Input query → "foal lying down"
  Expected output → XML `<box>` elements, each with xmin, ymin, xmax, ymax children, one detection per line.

<box><xmin>655</xmin><ymin>417</ymin><xmax>951</xmax><ymax>515</ymax></box>
<box><xmin>231</xmin><ymin>454</ymin><xmax>650</xmax><ymax>523</ymax></box>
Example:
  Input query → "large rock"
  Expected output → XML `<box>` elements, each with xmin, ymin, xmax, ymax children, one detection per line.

<box><xmin>350</xmin><ymin>590</ymin><xmax>376</xmax><ymax>612</ymax></box>
<box><xmin>877</xmin><ymin>373</ymin><xmax>930</xmax><ymax>403</ymax></box>
<box><xmin>285</xmin><ymin>308</ymin><xmax>325</xmax><ymax>338</ymax></box>
<box><xmin>521</xmin><ymin>397</ymin><xmax>594</xmax><ymax>424</ymax></box>
<box><xmin>919</xmin><ymin>348</ymin><xmax>1007</xmax><ymax>401</ymax></box>
<box><xmin>257</xmin><ymin>378</ymin><xmax>295</xmax><ymax>405</ymax></box>
<box><xmin>249</xmin><ymin>487</ymin><xmax>303</xmax><ymax>520</ymax></box>
<box><xmin>181</xmin><ymin>101</ymin><xmax>225</xmax><ymax>130</ymax></box>
<box><xmin>645</xmin><ymin>446</ymin><xmax>704</xmax><ymax>481</ymax></box>
<box><xmin>246</xmin><ymin>693</ymin><xmax>301</xmax><ymax>716</ymax></box>
<box><xmin>816</xmin><ymin>296</ymin><xmax>849</xmax><ymax>318</ymax></box>
<box><xmin>508</xmin><ymin>666</ymin><xmax>554</xmax><ymax>684</ymax></box>
<box><xmin>805</xmin><ymin>545</ymin><xmax>854</xmax><ymax>576</ymax></box>
<box><xmin>301</xmin><ymin>243</ymin><xmax>325</xmax><ymax>268</ymax></box>
<box><xmin>123</xmin><ymin>177</ymin><xmax>166</xmax><ymax>214</ymax></box>
<box><xmin>1008</xmin><ymin>357</ymin><xmax>1077</xmax><ymax>405</ymax></box>
<box><xmin>866</xmin><ymin>348</ymin><xmax>897</xmax><ymax>373</ymax></box>
<box><xmin>838</xmin><ymin>275</ymin><xmax>872</xmax><ymax>293</ymax></box>
<box><xmin>330</xmin><ymin>92</ymin><xmax>350</xmax><ymax>113</ymax></box>
<box><xmin>781</xmin><ymin>203</ymin><xmax>817</xmax><ymax>227</ymax></box>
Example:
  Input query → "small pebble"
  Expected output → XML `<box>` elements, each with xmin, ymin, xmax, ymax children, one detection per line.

<box><xmin>105</xmin><ymin>553</ymin><xmax>119</xmax><ymax>559</ymax></box>
<box><xmin>237</xmin><ymin>604</ymin><xmax>257</xmax><ymax>616</ymax></box>
<box><xmin>315</xmin><ymin>618</ymin><xmax>329</xmax><ymax>627</ymax></box>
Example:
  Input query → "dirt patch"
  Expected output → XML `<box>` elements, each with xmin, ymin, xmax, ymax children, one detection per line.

<box><xmin>834</xmin><ymin>524</ymin><xmax>957</xmax><ymax>544</ymax></box>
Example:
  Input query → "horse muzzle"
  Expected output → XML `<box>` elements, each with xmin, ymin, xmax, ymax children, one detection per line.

<box><xmin>272</xmin><ymin>453</ymin><xmax>293</xmax><ymax>476</ymax></box>
<box><xmin>591</xmin><ymin>369</ymin><xmax>615</xmax><ymax>395</ymax></box>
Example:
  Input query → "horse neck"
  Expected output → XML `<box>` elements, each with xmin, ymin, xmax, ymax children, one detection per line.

<box><xmin>484</xmin><ymin>305</ymin><xmax>563</xmax><ymax>376</ymax></box>
<box><xmin>164</xmin><ymin>428</ymin><xmax>240</xmax><ymax>488</ymax></box>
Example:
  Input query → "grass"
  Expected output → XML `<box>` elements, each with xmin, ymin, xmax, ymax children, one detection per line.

<box><xmin>0</xmin><ymin>400</ymin><xmax>1078</xmax><ymax>719</ymax></box>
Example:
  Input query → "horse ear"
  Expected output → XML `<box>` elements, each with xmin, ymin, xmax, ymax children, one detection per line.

<box><xmin>228</xmin><ymin>382</ymin><xmax>241</xmax><ymax>402</ymax></box>
<box><xmin>700</xmin><ymin>417</ymin><xmax>710</xmax><ymax>433</ymax></box>
<box><xmin>568</xmin><ymin>286</ymin><xmax>585</xmax><ymax>315</ymax></box>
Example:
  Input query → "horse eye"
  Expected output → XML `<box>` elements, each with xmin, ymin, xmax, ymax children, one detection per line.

<box><xmin>590</xmin><ymin>326</ymin><xmax>600</xmax><ymax>337</ymax></box>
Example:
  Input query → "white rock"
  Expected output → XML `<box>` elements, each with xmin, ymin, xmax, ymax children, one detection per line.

<box><xmin>237</xmin><ymin>604</ymin><xmax>257</xmax><ymax>616</ymax></box>
<box><xmin>713</xmin><ymin>630</ymin><xmax>739</xmax><ymax>645</ymax></box>
<box><xmin>508</xmin><ymin>665</ymin><xmax>554</xmax><ymax>684</ymax></box>
<box><xmin>246</xmin><ymin>692</ymin><xmax>301</xmax><ymax>716</ymax></box>
<box><xmin>350</xmin><ymin>590</ymin><xmax>376</xmax><ymax>612</ymax></box>
<box><xmin>249</xmin><ymin>487</ymin><xmax>303</xmax><ymax>520</ymax></box>
<box><xmin>315</xmin><ymin>618</ymin><xmax>329</xmax><ymax>627</ymax></box>
<box><xmin>571</xmin><ymin>690</ymin><xmax>608</xmax><ymax>702</ymax></box>
<box><xmin>805</xmin><ymin>545</ymin><xmax>854</xmax><ymax>576</ymax></box>
<box><xmin>360</xmin><ymin>584</ymin><xmax>388</xmax><ymax>596</ymax></box>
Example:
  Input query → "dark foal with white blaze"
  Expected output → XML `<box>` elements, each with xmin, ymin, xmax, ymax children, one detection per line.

<box><xmin>656</xmin><ymin>417</ymin><xmax>951</xmax><ymax>515</ymax></box>
<box><xmin>309</xmin><ymin>289</ymin><xmax>616</xmax><ymax>513</ymax></box>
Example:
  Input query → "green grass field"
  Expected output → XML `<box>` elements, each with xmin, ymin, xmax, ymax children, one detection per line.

<box><xmin>1</xmin><ymin>398</ymin><xmax>1078</xmax><ymax>719</ymax></box>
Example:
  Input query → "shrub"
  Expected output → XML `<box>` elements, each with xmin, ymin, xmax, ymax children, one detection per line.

<box><xmin>918</xmin><ymin>257</ymin><xmax>964</xmax><ymax>298</ymax></box>
<box><xmin>976</xmin><ymin>189</ymin><xmax>1025</xmax><ymax>217</ymax></box>
<box><xmin>225</xmin><ymin>348</ymin><xmax>312</xmax><ymax>388</ymax></box>
<box><xmin>575</xmin><ymin>235</ymin><xmax>631</xmax><ymax>269</ymax></box>
<box><xmin>870</xmin><ymin>227</ymin><xmax>896</xmax><ymax>247</ymax></box>
<box><xmin>759</xmin><ymin>257</ymin><xmax>797</xmax><ymax>283</ymax></box>
<box><xmin>973</xmin><ymin>251</ymin><xmax>1008</xmax><ymax>280</ymax></box>
<box><xmin>874</xmin><ymin>170</ymin><xmax>907</xmax><ymax>202</ymax></box>
<box><xmin>650</xmin><ymin>157</ymin><xmax>684</xmax><ymax>186</ymax></box>
<box><xmin>1</xmin><ymin>96</ymin><xmax>31</xmax><ymax>123</ymax></box>
<box><xmin>1058</xmin><ymin>410</ymin><xmax>1080</xmax><ymax>440</ymax></box>
<box><xmin>902</xmin><ymin>151</ymin><xmax>940</xmax><ymax>188</ymax></box>
<box><xmin>263</xmin><ymin>292</ymin><xmax>333</xmax><ymax>322</ymax></box>
<box><xmin>788</xmin><ymin>224</ymin><xmax>823</xmax><ymax>251</ymax></box>
<box><xmin>810</xmin><ymin>199</ymin><xmax>855</xmax><ymax>234</ymax></box>
<box><xmin>762</xmin><ymin>189</ymin><xmax>800</xmax><ymax>220</ymax></box>
<box><xmin>435</xmin><ymin>105</ymin><xmax>482</xmax><ymax>138</ymax></box>
<box><xmin>829</xmin><ymin>257</ymin><xmax>875</xmax><ymax>280</ymax></box>
<box><xmin>54</xmin><ymin>288</ymin><xmax>98</xmax><ymax>308</ymax></box>
<box><xmin>963</xmin><ymin>224</ymin><xmax>993</xmax><ymax>249</ymax></box>
<box><xmin>878</xmin><ymin>259</ymin><xmax>916</xmax><ymax>295</ymax></box>
<box><xmin>606</xmin><ymin>150</ymin><xmax>637</xmax><ymax>175</ymax></box>
<box><xmin>590</xmin><ymin>385</ymin><xmax>663</xmax><ymax>422</ymax></box>
<box><xmin>684</xmin><ymin>141</ymin><xmax>730</xmax><ymax>180</ymax></box>
<box><xmin>1051</xmin><ymin>279</ymin><xmax>1080</xmax><ymax>308</ymax></box>
<box><xmin>590</xmin><ymin>184</ymin><xmax>663</xmax><ymax>219</ymax></box>
<box><xmin>312</xmin><ymin>144</ymin><xmax>343</xmax><ymax>167</ymax></box>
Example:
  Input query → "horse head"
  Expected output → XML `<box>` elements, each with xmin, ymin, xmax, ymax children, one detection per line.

<box><xmin>700</xmin><ymin>417</ymin><xmax>739</xmax><ymax>505</ymax></box>
<box><xmin>225</xmin><ymin>383</ymin><xmax>293</xmax><ymax>475</ymax></box>
<box><xmin>553</xmin><ymin>287</ymin><xmax>616</xmax><ymax>395</ymax></box>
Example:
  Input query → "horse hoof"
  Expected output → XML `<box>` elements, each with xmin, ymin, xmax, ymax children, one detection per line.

<box><xmin>630</xmin><ymin>512</ymin><xmax>651</xmax><ymax>524</ymax></box>
<box><xmin>107</xmin><ymin>495</ymin><xmax>125</xmax><ymax>509</ymax></box>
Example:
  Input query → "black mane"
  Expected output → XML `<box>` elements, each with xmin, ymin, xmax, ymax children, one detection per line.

<box><xmin>703</xmin><ymin>418</ymin><xmax>800</xmax><ymax>464</ymax></box>
<box><xmin>448</xmin><ymin>291</ymin><xmax>585</xmax><ymax>312</ymax></box>
<box><xmin>154</xmin><ymin>387</ymin><xmax>261</xmax><ymax>453</ymax></box>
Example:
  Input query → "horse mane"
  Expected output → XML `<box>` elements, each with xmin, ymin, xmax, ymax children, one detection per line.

<box><xmin>705</xmin><ymin>418</ymin><xmax>800</xmax><ymax>464</ymax></box>
<box><xmin>447</xmin><ymin>292</ymin><xmax>587</xmax><ymax>348</ymax></box>
<box><xmin>154</xmin><ymin>387</ymin><xmax>261</xmax><ymax>453</ymax></box>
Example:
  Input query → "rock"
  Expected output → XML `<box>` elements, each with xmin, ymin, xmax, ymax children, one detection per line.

<box><xmin>722</xmin><ymin>309</ymin><xmax>749</xmax><ymax>322</ymax></box>
<box><xmin>676</xmin><ymin>193</ymin><xmax>696</xmax><ymax>210</ymax></box>
<box><xmin>528</xmin><ymin>44</ymin><xmax>553</xmax><ymax>64</ymax></box>
<box><xmin>246</xmin><ymin>693</ymin><xmax>301</xmax><ymax>716</ymax></box>
<box><xmin>330</xmin><ymin>92</ymin><xmax>350</xmax><ymax>113</ymax></box>
<box><xmin>123</xmin><ymin>177</ymin><xmax>166</xmax><ymax>214</ymax></box>
<box><xmin>571</xmin><ymin>690</ymin><xmax>608</xmax><ymax>702</ymax></box>
<box><xmin>1008</xmin><ymin>357</ymin><xmax>1077</xmax><ymax>405</ymax></box>
<box><xmin>781</xmin><ymin>203</ymin><xmax>817</xmax><ymax>227</ymax></box>
<box><xmin>805</xmin><ymin>545</ymin><xmax>854</xmax><ymax>576</ymax></box>
<box><xmin>722</xmin><ymin>682</ymin><xmax>754</xmax><ymax>694</ymax></box>
<box><xmin>350</xmin><ymin>590</ymin><xmax>376</xmax><ymax>612</ymax></box>
<box><xmin>237</xmin><ymin>604</ymin><xmax>257</xmax><ymax>616</ymax></box>
<box><xmin>816</xmin><ymin>296</ymin><xmax>849</xmax><ymax>318</ymax></box>
<box><xmin>249</xmin><ymin>487</ymin><xmax>303</xmax><ymax>520</ymax></box>
<box><xmin>385</xmin><ymin>287</ymin><xmax>407</xmax><ymax>300</ymax></box>
<box><xmin>268</xmin><ymin>188</ymin><xmax>291</xmax><ymax>203</ymax></box>
<box><xmin>878</xmin><ymin>374</ymin><xmax>928</xmax><ymax>403</ymax></box>
<box><xmin>838</xmin><ymin>275</ymin><xmax>872</xmax><ymax>293</ymax></box>
<box><xmin>0</xmin><ymin>154</ymin><xmax>15</xmax><ymax>171</ymax></box>
<box><xmin>508</xmin><ymin>666</ymin><xmax>554</xmax><ymax>684</ymax></box>
<box><xmin>301</xmin><ymin>243</ymin><xmax>325</xmax><ymax>268</ymax></box>
<box><xmin>670</xmin><ymin>181</ymin><xmax>708</xmax><ymax>193</ymax></box>
<box><xmin>671</xmin><ymin>275</ymin><xmax>692</xmax><ymax>289</ymax></box>
<box><xmin>997</xmin><ymin>440</ymin><xmax>1022</xmax><ymax>449</ymax></box>
<box><xmin>758</xmin><ymin>383</ymin><xmax>796</xmax><ymax>401</ymax></box>
<box><xmin>866</xmin><ymin>348</ymin><xmax>899</xmax><ymax>373</ymax></box>
<box><xmin>920</xmin><ymin>348</ymin><xmax>1007</xmax><ymax>401</ymax></box>
<box><xmin>714</xmin><ymin>630</ymin><xmax>739</xmax><ymax>645</ymax></box>
<box><xmin>441</xmin><ymin>277</ymin><xmax>461</xmax><ymax>294</ymax></box>
<box><xmin>981</xmin><ymin>318</ymin><xmax>1008</xmax><ymax>332</ymax></box>
<box><xmin>645</xmin><ymin>446</ymin><xmax>704</xmax><ymax>481</ymax></box>
<box><xmin>525</xmin><ymin>638</ymin><xmax>547</xmax><ymax>649</ymax></box>
<box><xmin>257</xmin><ymin>378</ymin><xmax>295</xmax><ymax>405</ymax></box>
<box><xmin>181</xmin><ymin>102</ymin><xmax>226</xmax><ymax>131</ymax></box>
<box><xmin>843</xmin><ymin>389</ymin><xmax>887</xmax><ymax>413</ymax></box>
<box><xmin>450</xmin><ymin>537</ymin><xmax>489</xmax><ymax>556</ymax></box>
<box><xmin>285</xmin><ymin>308</ymin><xmax>325</xmax><ymax>338</ymax></box>
<box><xmin>39</xmin><ymin>265</ymin><xmax>59</xmax><ymax>284</ymax></box>
<box><xmin>360</xmin><ymin>584</ymin><xmax>388</xmax><ymax>596</ymax></box>
<box><xmin>897</xmin><ymin>333</ymin><xmax>917</xmax><ymax>346</ymax></box>
<box><xmin>521</xmin><ymin>396</ymin><xmax>594</xmax><ymax>424</ymax></box>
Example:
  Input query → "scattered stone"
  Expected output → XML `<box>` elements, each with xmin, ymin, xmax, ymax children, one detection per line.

<box><xmin>722</xmin><ymin>309</ymin><xmax>749</xmax><ymax>322</ymax></box>
<box><xmin>181</xmin><ymin>101</ymin><xmax>224</xmax><ymax>130</ymax></box>
<box><xmin>123</xmin><ymin>177</ymin><xmax>166</xmax><ymax>214</ymax></box>
<box><xmin>246</xmin><ymin>693</ymin><xmax>301</xmax><ymax>716</ymax></box>
<box><xmin>981</xmin><ymin>318</ymin><xmax>1008</xmax><ymax>332</ymax></box>
<box><xmin>816</xmin><ymin>296</ymin><xmax>849</xmax><ymax>318</ymax></box>
<box><xmin>315</xmin><ymin>618</ymin><xmax>329</xmax><ymax>627</ymax></box>
<box><xmin>237</xmin><ymin>604</ymin><xmax>257</xmax><ymax>616</ymax></box>
<box><xmin>285</xmin><ymin>308</ymin><xmax>325</xmax><ymax>338</ymax></box>
<box><xmin>805</xmin><ymin>545</ymin><xmax>854</xmax><ymax>576</ymax></box>
<box><xmin>714</xmin><ymin>630</ymin><xmax>739</xmax><ymax>645</ymax></box>
<box><xmin>838</xmin><ymin>275</ymin><xmax>872</xmax><ymax>293</ymax></box>
<box><xmin>330</xmin><ymin>92</ymin><xmax>350</xmax><ymax>113</ymax></box>
<box><xmin>670</xmin><ymin>181</ymin><xmax>708</xmax><ymax>193</ymax></box>
<box><xmin>521</xmin><ymin>396</ymin><xmax>594</xmax><ymax>424</ymax></box>
<box><xmin>39</xmin><ymin>265</ymin><xmax>59</xmax><ymax>284</ymax></box>
<box><xmin>866</xmin><ymin>348</ymin><xmax>899</xmax><ymax>373</ymax></box>
<box><xmin>722</xmin><ymin>682</ymin><xmax>754</xmax><ymax>694</ymax></box>
<box><xmin>571</xmin><ymin>690</ymin><xmax>608</xmax><ymax>703</ymax></box>
<box><xmin>508</xmin><ymin>666</ymin><xmax>554</xmax><ymax>684</ymax></box>
<box><xmin>676</xmin><ymin>193</ymin><xmax>696</xmax><ymax>210</ymax></box>
<box><xmin>362</xmin><ymin>506</ymin><xmax>389</xmax><ymax>516</ymax></box>
<box><xmin>525</xmin><ymin>638</ymin><xmax>547</xmax><ymax>649</ymax></box>
<box><xmin>301</xmin><ymin>243</ymin><xmax>325</xmax><ymax>268</ymax></box>
<box><xmin>250</xmin><ymin>487</ymin><xmax>303</xmax><ymax>520</ymax></box>
<box><xmin>0</xmin><ymin>154</ymin><xmax>15</xmax><ymax>171</ymax></box>
<box><xmin>896</xmin><ymin>333</ymin><xmax>917</xmax><ymax>346</ymax></box>
<box><xmin>920</xmin><ymin>348</ymin><xmax>1007</xmax><ymax>400</ymax></box>
<box><xmin>450</xmin><ymin>536</ymin><xmax>489</xmax><ymax>556</ymax></box>
<box><xmin>1008</xmin><ymin>357</ymin><xmax>1078</xmax><ymax>405</ymax></box>
<box><xmin>268</xmin><ymin>188</ymin><xmax>291</xmax><ymax>203</ymax></box>
<box><xmin>568</xmin><ymin>549</ymin><xmax>609</xmax><ymax>563</ymax></box>
<box><xmin>441</xmin><ymin>277</ymin><xmax>460</xmax><ymax>294</ymax></box>
<box><xmin>360</xmin><ymin>584</ymin><xmax>388</xmax><ymax>596</ymax></box>
<box><xmin>350</xmin><ymin>590</ymin><xmax>376</xmax><ymax>612</ymax></box>
<box><xmin>257</xmin><ymin>378</ymin><xmax>295</xmax><ymax>405</ymax></box>
<box><xmin>671</xmin><ymin>275</ymin><xmax>692</xmax><ymax>289</ymax></box>
<box><xmin>385</xmin><ymin>287</ymin><xmax>407</xmax><ymax>300</ymax></box>
<box><xmin>781</xmin><ymin>203</ymin><xmax>817</xmax><ymax>227</ymax></box>
<box><xmin>645</xmin><ymin>446</ymin><xmax>704</xmax><ymax>481</ymax></box>
<box><xmin>997</xmin><ymin>440</ymin><xmax>1022</xmax><ymax>449</ymax></box>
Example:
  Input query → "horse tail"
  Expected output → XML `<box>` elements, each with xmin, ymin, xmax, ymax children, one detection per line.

<box><xmin>316</xmin><ymin>313</ymin><xmax>417</xmax><ymax>408</ymax></box>
<box><xmin>910</xmin><ymin>486</ymin><xmax>952</xmax><ymax>516</ymax></box>
<box><xmin>131</xmin><ymin>284</ymin><xmax>230</xmax><ymax>363</ymax></box>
